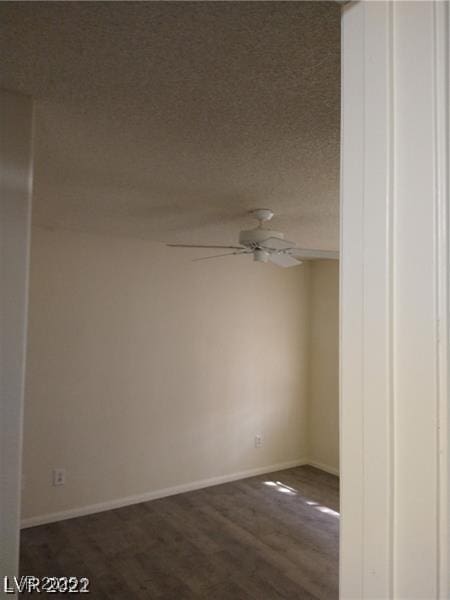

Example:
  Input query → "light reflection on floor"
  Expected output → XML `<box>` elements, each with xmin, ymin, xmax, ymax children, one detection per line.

<box><xmin>263</xmin><ymin>480</ymin><xmax>340</xmax><ymax>518</ymax></box>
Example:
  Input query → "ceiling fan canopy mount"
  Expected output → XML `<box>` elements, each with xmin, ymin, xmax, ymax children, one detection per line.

<box><xmin>251</xmin><ymin>208</ymin><xmax>274</xmax><ymax>223</ymax></box>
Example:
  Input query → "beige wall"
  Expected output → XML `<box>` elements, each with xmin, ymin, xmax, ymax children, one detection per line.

<box><xmin>22</xmin><ymin>226</ymin><xmax>313</xmax><ymax>521</ymax></box>
<box><xmin>308</xmin><ymin>260</ymin><xmax>339</xmax><ymax>473</ymax></box>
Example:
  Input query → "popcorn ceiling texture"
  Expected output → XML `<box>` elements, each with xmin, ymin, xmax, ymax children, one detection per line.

<box><xmin>0</xmin><ymin>1</ymin><xmax>340</xmax><ymax>249</ymax></box>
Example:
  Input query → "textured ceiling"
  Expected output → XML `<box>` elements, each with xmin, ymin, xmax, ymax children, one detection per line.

<box><xmin>1</xmin><ymin>1</ymin><xmax>340</xmax><ymax>249</ymax></box>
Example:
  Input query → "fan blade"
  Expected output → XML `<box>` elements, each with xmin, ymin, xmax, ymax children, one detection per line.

<box><xmin>269</xmin><ymin>253</ymin><xmax>301</xmax><ymax>268</ymax></box>
<box><xmin>259</xmin><ymin>236</ymin><xmax>295</xmax><ymax>251</ymax></box>
<box><xmin>192</xmin><ymin>251</ymin><xmax>249</xmax><ymax>262</ymax></box>
<box><xmin>167</xmin><ymin>243</ymin><xmax>244</xmax><ymax>250</ymax></box>
<box><xmin>289</xmin><ymin>248</ymin><xmax>339</xmax><ymax>260</ymax></box>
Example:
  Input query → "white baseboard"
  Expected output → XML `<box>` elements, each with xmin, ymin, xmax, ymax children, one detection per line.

<box><xmin>21</xmin><ymin>458</ymin><xmax>308</xmax><ymax>529</ymax></box>
<box><xmin>306</xmin><ymin>459</ymin><xmax>340</xmax><ymax>476</ymax></box>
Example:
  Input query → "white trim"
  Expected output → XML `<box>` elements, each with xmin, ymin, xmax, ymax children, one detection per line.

<box><xmin>434</xmin><ymin>2</ymin><xmax>449</xmax><ymax>597</ymax></box>
<box><xmin>340</xmin><ymin>3</ymin><xmax>395</xmax><ymax>597</ymax></box>
<box><xmin>0</xmin><ymin>90</ymin><xmax>33</xmax><ymax>585</ymax></box>
<box><xmin>341</xmin><ymin>2</ymin><xmax>449</xmax><ymax>598</ymax></box>
<box><xmin>306</xmin><ymin>460</ymin><xmax>340</xmax><ymax>477</ymax></box>
<box><xmin>21</xmin><ymin>458</ymin><xmax>309</xmax><ymax>529</ymax></box>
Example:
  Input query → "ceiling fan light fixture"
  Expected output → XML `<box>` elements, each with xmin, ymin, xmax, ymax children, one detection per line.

<box><xmin>253</xmin><ymin>249</ymin><xmax>269</xmax><ymax>263</ymax></box>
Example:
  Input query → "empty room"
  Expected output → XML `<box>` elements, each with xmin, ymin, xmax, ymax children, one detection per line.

<box><xmin>3</xmin><ymin>1</ymin><xmax>340</xmax><ymax>598</ymax></box>
<box><xmin>2</xmin><ymin>1</ymin><xmax>449</xmax><ymax>598</ymax></box>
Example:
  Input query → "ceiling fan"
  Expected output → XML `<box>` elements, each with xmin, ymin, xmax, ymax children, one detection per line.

<box><xmin>167</xmin><ymin>209</ymin><xmax>338</xmax><ymax>267</ymax></box>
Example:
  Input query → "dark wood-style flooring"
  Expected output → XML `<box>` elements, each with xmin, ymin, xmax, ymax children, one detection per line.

<box><xmin>20</xmin><ymin>466</ymin><xmax>339</xmax><ymax>599</ymax></box>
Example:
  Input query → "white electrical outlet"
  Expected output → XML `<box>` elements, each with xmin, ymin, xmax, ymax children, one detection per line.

<box><xmin>254</xmin><ymin>434</ymin><xmax>263</xmax><ymax>448</ymax></box>
<box><xmin>52</xmin><ymin>468</ymin><xmax>66</xmax><ymax>487</ymax></box>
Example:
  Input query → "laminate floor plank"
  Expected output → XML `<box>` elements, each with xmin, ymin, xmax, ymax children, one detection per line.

<box><xmin>20</xmin><ymin>466</ymin><xmax>338</xmax><ymax>599</ymax></box>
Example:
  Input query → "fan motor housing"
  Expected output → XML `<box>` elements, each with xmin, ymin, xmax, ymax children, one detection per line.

<box><xmin>238</xmin><ymin>228</ymin><xmax>284</xmax><ymax>248</ymax></box>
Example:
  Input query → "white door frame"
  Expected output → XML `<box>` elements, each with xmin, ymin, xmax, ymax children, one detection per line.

<box><xmin>340</xmin><ymin>1</ymin><xmax>449</xmax><ymax>598</ymax></box>
<box><xmin>0</xmin><ymin>90</ymin><xmax>33</xmax><ymax>587</ymax></box>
